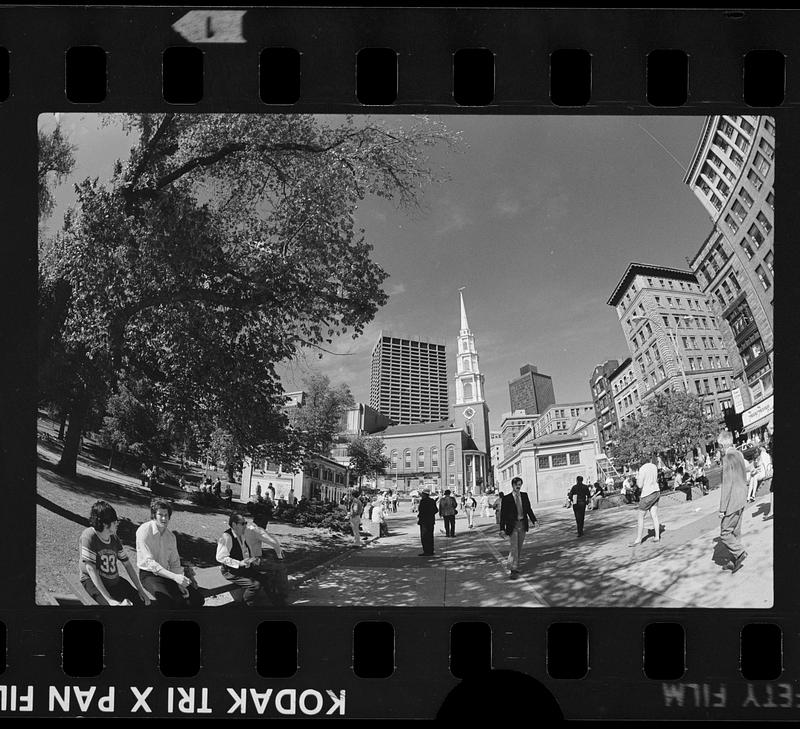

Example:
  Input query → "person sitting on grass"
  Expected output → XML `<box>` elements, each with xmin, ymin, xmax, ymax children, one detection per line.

<box><xmin>135</xmin><ymin>498</ymin><xmax>205</xmax><ymax>609</ymax></box>
<box><xmin>79</xmin><ymin>500</ymin><xmax>150</xmax><ymax>606</ymax></box>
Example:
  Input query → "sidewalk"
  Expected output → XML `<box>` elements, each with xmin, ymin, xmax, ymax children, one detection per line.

<box><xmin>290</xmin><ymin>489</ymin><xmax>773</xmax><ymax>609</ymax></box>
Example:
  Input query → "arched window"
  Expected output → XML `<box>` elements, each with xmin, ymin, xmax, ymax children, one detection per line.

<box><xmin>404</xmin><ymin>449</ymin><xmax>411</xmax><ymax>469</ymax></box>
<box><xmin>390</xmin><ymin>450</ymin><xmax>398</xmax><ymax>469</ymax></box>
<box><xmin>463</xmin><ymin>382</ymin><xmax>473</xmax><ymax>400</ymax></box>
<box><xmin>431</xmin><ymin>446</ymin><xmax>439</xmax><ymax>468</ymax></box>
<box><xmin>417</xmin><ymin>448</ymin><xmax>425</xmax><ymax>469</ymax></box>
<box><xmin>466</xmin><ymin>422</ymin><xmax>473</xmax><ymax>437</ymax></box>
<box><xmin>447</xmin><ymin>445</ymin><xmax>455</xmax><ymax>467</ymax></box>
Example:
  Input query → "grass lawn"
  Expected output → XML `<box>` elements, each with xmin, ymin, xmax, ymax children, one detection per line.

<box><xmin>35</xmin><ymin>434</ymin><xmax>356</xmax><ymax>605</ymax></box>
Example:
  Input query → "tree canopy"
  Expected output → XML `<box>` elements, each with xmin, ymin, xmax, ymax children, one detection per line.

<box><xmin>38</xmin><ymin>123</ymin><xmax>76</xmax><ymax>222</ymax></box>
<box><xmin>608</xmin><ymin>390</ymin><xmax>717</xmax><ymax>466</ymax></box>
<box><xmin>347</xmin><ymin>435</ymin><xmax>389</xmax><ymax>487</ymax></box>
<box><xmin>290</xmin><ymin>372</ymin><xmax>355</xmax><ymax>456</ymax></box>
<box><xmin>39</xmin><ymin>114</ymin><xmax>457</xmax><ymax>476</ymax></box>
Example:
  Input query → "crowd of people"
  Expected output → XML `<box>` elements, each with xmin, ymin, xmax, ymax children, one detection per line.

<box><xmin>77</xmin><ymin>497</ymin><xmax>286</xmax><ymax>608</ymax></box>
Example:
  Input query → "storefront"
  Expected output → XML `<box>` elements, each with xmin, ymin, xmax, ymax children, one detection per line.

<box><xmin>741</xmin><ymin>394</ymin><xmax>774</xmax><ymax>436</ymax></box>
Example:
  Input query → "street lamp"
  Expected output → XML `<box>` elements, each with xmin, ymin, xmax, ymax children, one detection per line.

<box><xmin>630</xmin><ymin>313</ymin><xmax>695</xmax><ymax>392</ymax></box>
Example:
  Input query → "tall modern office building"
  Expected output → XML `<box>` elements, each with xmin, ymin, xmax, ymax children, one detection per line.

<box><xmin>369</xmin><ymin>332</ymin><xmax>448</xmax><ymax>425</ymax></box>
<box><xmin>508</xmin><ymin>364</ymin><xmax>556</xmax><ymax>415</ymax></box>
<box><xmin>683</xmin><ymin>115</ymin><xmax>774</xmax><ymax>433</ymax></box>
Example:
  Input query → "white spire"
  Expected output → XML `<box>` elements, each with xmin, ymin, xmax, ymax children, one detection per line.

<box><xmin>459</xmin><ymin>288</ymin><xmax>469</xmax><ymax>332</ymax></box>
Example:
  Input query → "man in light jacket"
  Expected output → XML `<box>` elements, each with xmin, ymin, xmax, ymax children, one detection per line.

<box><xmin>717</xmin><ymin>430</ymin><xmax>749</xmax><ymax>573</ymax></box>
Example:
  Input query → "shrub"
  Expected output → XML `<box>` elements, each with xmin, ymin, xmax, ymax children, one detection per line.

<box><xmin>188</xmin><ymin>490</ymin><xmax>224</xmax><ymax>508</ymax></box>
<box><xmin>270</xmin><ymin>500</ymin><xmax>351</xmax><ymax>533</ymax></box>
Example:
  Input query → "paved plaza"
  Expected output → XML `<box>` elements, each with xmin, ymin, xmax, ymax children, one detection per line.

<box><xmin>291</xmin><ymin>488</ymin><xmax>773</xmax><ymax>609</ymax></box>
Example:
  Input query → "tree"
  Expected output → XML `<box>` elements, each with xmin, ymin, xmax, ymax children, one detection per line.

<box><xmin>208</xmin><ymin>427</ymin><xmax>241</xmax><ymax>482</ymax></box>
<box><xmin>39</xmin><ymin>113</ymin><xmax>457</xmax><ymax>476</ymax></box>
<box><xmin>38</xmin><ymin>123</ymin><xmax>76</xmax><ymax>222</ymax></box>
<box><xmin>608</xmin><ymin>390</ymin><xmax>717</xmax><ymax>466</ymax></box>
<box><xmin>290</xmin><ymin>372</ymin><xmax>355</xmax><ymax>455</ymax></box>
<box><xmin>347</xmin><ymin>435</ymin><xmax>389</xmax><ymax>488</ymax></box>
<box><xmin>97</xmin><ymin>379</ymin><xmax>173</xmax><ymax>469</ymax></box>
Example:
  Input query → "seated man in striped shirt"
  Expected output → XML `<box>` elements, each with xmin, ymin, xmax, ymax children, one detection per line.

<box><xmin>79</xmin><ymin>500</ymin><xmax>150</xmax><ymax>606</ymax></box>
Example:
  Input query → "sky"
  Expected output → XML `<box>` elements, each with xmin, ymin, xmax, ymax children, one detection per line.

<box><xmin>40</xmin><ymin>113</ymin><xmax>713</xmax><ymax>430</ymax></box>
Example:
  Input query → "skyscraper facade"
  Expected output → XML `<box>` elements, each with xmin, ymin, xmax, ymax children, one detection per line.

<box><xmin>608</xmin><ymin>262</ymin><xmax>737</xmax><ymax>422</ymax></box>
<box><xmin>683</xmin><ymin>115</ymin><xmax>774</xmax><ymax>431</ymax></box>
<box><xmin>369</xmin><ymin>332</ymin><xmax>448</xmax><ymax>425</ymax></box>
<box><xmin>508</xmin><ymin>364</ymin><xmax>556</xmax><ymax>415</ymax></box>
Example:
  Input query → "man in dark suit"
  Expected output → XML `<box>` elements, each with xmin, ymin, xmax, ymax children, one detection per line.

<box><xmin>569</xmin><ymin>476</ymin><xmax>591</xmax><ymax>537</ymax></box>
<box><xmin>499</xmin><ymin>477</ymin><xmax>537</xmax><ymax>579</ymax></box>
<box><xmin>417</xmin><ymin>488</ymin><xmax>439</xmax><ymax>556</ymax></box>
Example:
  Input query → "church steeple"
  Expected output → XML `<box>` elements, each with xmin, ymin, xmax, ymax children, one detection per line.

<box><xmin>455</xmin><ymin>289</ymin><xmax>484</xmax><ymax>406</ymax></box>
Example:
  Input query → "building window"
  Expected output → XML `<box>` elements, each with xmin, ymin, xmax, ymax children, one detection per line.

<box><xmin>747</xmin><ymin>223</ymin><xmax>765</xmax><ymax>249</ymax></box>
<box><xmin>449</xmin><ymin>474</ymin><xmax>455</xmax><ymax>486</ymax></box>
<box><xmin>740</xmin><ymin>118</ymin><xmax>755</xmax><ymax>135</ymax></box>
<box><xmin>704</xmin><ymin>403</ymin><xmax>715</xmax><ymax>417</ymax></box>
<box><xmin>759</xmin><ymin>137</ymin><xmax>775</xmax><ymax>160</ymax></box>
<box><xmin>447</xmin><ymin>446</ymin><xmax>455</xmax><ymax>466</ymax></box>
<box><xmin>516</xmin><ymin>462</ymin><xmax>522</xmax><ymax>475</ymax></box>
<box><xmin>764</xmin><ymin>250</ymin><xmax>774</xmax><ymax>276</ymax></box>
<box><xmin>551</xmin><ymin>453</ymin><xmax>568</xmax><ymax>468</ymax></box>
<box><xmin>766</xmin><ymin>190</ymin><xmax>775</xmax><ymax>210</ymax></box>
<box><xmin>417</xmin><ymin>448</ymin><xmax>425</xmax><ymax>470</ymax></box>
<box><xmin>431</xmin><ymin>447</ymin><xmax>439</xmax><ymax>468</ymax></box>
<box><xmin>390</xmin><ymin>451</ymin><xmax>398</xmax><ymax>469</ymax></box>
<box><xmin>756</xmin><ymin>210</ymin><xmax>772</xmax><ymax>235</ymax></box>
<box><xmin>753</xmin><ymin>151</ymin><xmax>771</xmax><ymax>176</ymax></box>
<box><xmin>724</xmin><ymin>214</ymin><xmax>739</xmax><ymax>233</ymax></box>
<box><xmin>404</xmin><ymin>450</ymin><xmax>411</xmax><ymax>469</ymax></box>
<box><xmin>755</xmin><ymin>265</ymin><xmax>771</xmax><ymax>290</ymax></box>
<box><xmin>740</xmin><ymin>239</ymin><xmax>755</xmax><ymax>260</ymax></box>
<box><xmin>569</xmin><ymin>451</ymin><xmax>581</xmax><ymax>465</ymax></box>
<box><xmin>735</xmin><ymin>132</ymin><xmax>750</xmax><ymax>153</ymax></box>
<box><xmin>739</xmin><ymin>188</ymin><xmax>754</xmax><ymax>209</ymax></box>
<box><xmin>695</xmin><ymin>380</ymin><xmax>702</xmax><ymax>395</ymax></box>
<box><xmin>538</xmin><ymin>456</ymin><xmax>550</xmax><ymax>470</ymax></box>
<box><xmin>729</xmin><ymin>272</ymin><xmax>741</xmax><ymax>292</ymax></box>
<box><xmin>747</xmin><ymin>169</ymin><xmax>763</xmax><ymax>191</ymax></box>
<box><xmin>732</xmin><ymin>200</ymin><xmax>747</xmax><ymax>222</ymax></box>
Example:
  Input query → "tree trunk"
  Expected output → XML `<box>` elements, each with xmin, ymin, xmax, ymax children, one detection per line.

<box><xmin>107</xmin><ymin>447</ymin><xmax>114</xmax><ymax>471</ymax></box>
<box><xmin>56</xmin><ymin>391</ymin><xmax>89</xmax><ymax>478</ymax></box>
<box><xmin>227</xmin><ymin>462</ymin><xmax>235</xmax><ymax>482</ymax></box>
<box><xmin>58</xmin><ymin>411</ymin><xmax>67</xmax><ymax>440</ymax></box>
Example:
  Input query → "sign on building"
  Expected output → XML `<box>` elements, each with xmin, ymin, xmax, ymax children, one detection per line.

<box><xmin>741</xmin><ymin>395</ymin><xmax>774</xmax><ymax>430</ymax></box>
<box><xmin>731</xmin><ymin>387</ymin><xmax>745</xmax><ymax>414</ymax></box>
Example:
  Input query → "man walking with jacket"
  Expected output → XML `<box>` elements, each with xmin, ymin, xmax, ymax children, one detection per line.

<box><xmin>438</xmin><ymin>489</ymin><xmax>458</xmax><ymax>537</ymax></box>
<box><xmin>417</xmin><ymin>488</ymin><xmax>438</xmax><ymax>556</ymax></box>
<box><xmin>569</xmin><ymin>476</ymin><xmax>591</xmax><ymax>537</ymax></box>
<box><xmin>718</xmin><ymin>430</ymin><xmax>749</xmax><ymax>572</ymax></box>
<box><xmin>499</xmin><ymin>477</ymin><xmax>538</xmax><ymax>579</ymax></box>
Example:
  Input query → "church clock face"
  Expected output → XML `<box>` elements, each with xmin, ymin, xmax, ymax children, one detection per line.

<box><xmin>463</xmin><ymin>406</ymin><xmax>475</xmax><ymax>420</ymax></box>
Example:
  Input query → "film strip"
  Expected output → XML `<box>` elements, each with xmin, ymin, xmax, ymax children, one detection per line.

<box><xmin>1</xmin><ymin>6</ymin><xmax>797</xmax><ymax>721</ymax></box>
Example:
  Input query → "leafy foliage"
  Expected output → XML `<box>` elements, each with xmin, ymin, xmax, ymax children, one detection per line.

<box><xmin>290</xmin><ymin>372</ymin><xmax>354</xmax><ymax>454</ymax></box>
<box><xmin>38</xmin><ymin>124</ymin><xmax>76</xmax><ymax>221</ymax></box>
<box><xmin>38</xmin><ymin>114</ymin><xmax>457</xmax><ymax>476</ymax></box>
<box><xmin>608</xmin><ymin>390</ymin><xmax>717</xmax><ymax>466</ymax></box>
<box><xmin>347</xmin><ymin>435</ymin><xmax>389</xmax><ymax>486</ymax></box>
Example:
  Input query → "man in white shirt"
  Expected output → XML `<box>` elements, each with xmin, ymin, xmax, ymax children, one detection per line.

<box><xmin>216</xmin><ymin>513</ymin><xmax>270</xmax><ymax>606</ymax></box>
<box><xmin>135</xmin><ymin>498</ymin><xmax>204</xmax><ymax>608</ymax></box>
<box><xmin>629</xmin><ymin>456</ymin><xmax>662</xmax><ymax>547</ymax></box>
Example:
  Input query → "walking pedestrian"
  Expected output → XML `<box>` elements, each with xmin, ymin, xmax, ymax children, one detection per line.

<box><xmin>439</xmin><ymin>489</ymin><xmax>458</xmax><ymax>537</ymax></box>
<box><xmin>417</xmin><ymin>488</ymin><xmax>438</xmax><ymax>556</ymax></box>
<box><xmin>629</xmin><ymin>455</ymin><xmax>661</xmax><ymax>547</ymax></box>
<box><xmin>569</xmin><ymin>476</ymin><xmax>591</xmax><ymax>537</ymax></box>
<box><xmin>347</xmin><ymin>488</ymin><xmax>364</xmax><ymax>547</ymax></box>
<box><xmin>464</xmin><ymin>491</ymin><xmax>477</xmax><ymax>528</ymax></box>
<box><xmin>499</xmin><ymin>478</ymin><xmax>537</xmax><ymax>579</ymax></box>
<box><xmin>717</xmin><ymin>430</ymin><xmax>749</xmax><ymax>572</ymax></box>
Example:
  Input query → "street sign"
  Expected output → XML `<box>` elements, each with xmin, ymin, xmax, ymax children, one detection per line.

<box><xmin>731</xmin><ymin>387</ymin><xmax>744</xmax><ymax>413</ymax></box>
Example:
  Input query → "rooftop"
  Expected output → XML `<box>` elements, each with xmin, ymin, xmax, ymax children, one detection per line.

<box><xmin>607</xmin><ymin>262</ymin><xmax>698</xmax><ymax>307</ymax></box>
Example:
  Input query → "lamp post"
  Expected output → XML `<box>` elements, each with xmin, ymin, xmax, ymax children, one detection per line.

<box><xmin>629</xmin><ymin>314</ymin><xmax>695</xmax><ymax>392</ymax></box>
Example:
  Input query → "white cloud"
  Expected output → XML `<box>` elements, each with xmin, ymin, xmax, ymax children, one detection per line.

<box><xmin>435</xmin><ymin>203</ymin><xmax>472</xmax><ymax>236</ymax></box>
<box><xmin>387</xmin><ymin>282</ymin><xmax>406</xmax><ymax>296</ymax></box>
